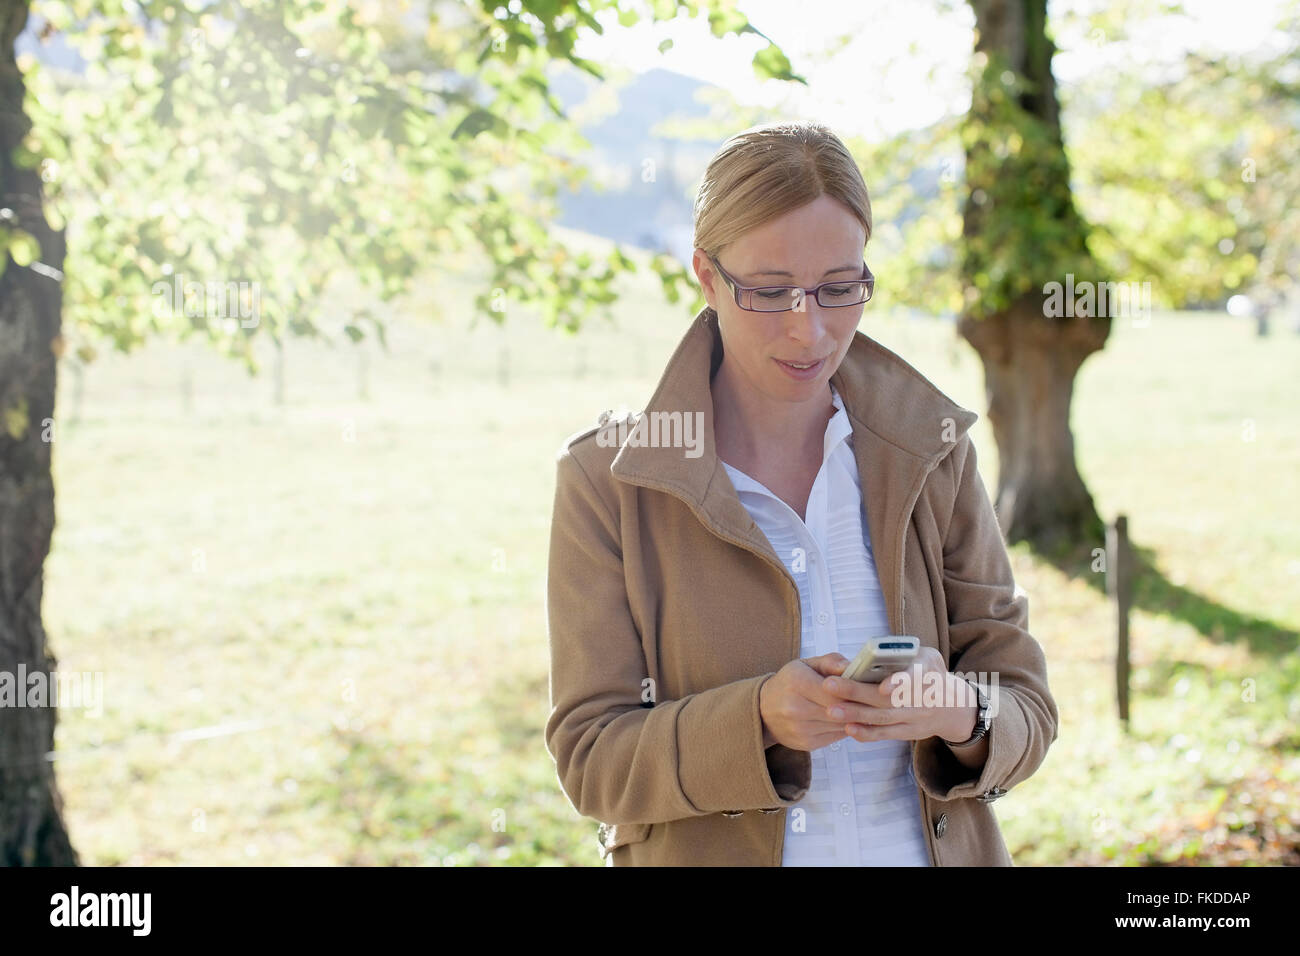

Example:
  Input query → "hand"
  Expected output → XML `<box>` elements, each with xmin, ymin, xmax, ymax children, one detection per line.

<box><xmin>819</xmin><ymin>647</ymin><xmax>978</xmax><ymax>745</ymax></box>
<box><xmin>759</xmin><ymin>653</ymin><xmax>856</xmax><ymax>752</ymax></box>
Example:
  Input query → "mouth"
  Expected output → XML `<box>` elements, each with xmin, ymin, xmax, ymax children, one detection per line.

<box><xmin>774</xmin><ymin>356</ymin><xmax>827</xmax><ymax>378</ymax></box>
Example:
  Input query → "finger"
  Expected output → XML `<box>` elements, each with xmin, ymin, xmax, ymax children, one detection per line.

<box><xmin>879</xmin><ymin>672</ymin><xmax>913</xmax><ymax>700</ymax></box>
<box><xmin>906</xmin><ymin>651</ymin><xmax>952</xmax><ymax>685</ymax></box>
<box><xmin>821</xmin><ymin>674</ymin><xmax>897</xmax><ymax>707</ymax></box>
<box><xmin>802</xmin><ymin>708</ymin><xmax>861</xmax><ymax>732</ymax></box>
<box><xmin>794</xmin><ymin>667</ymin><xmax>861</xmax><ymax>709</ymax></box>
<box><xmin>827</xmin><ymin>699</ymin><xmax>908</xmax><ymax>726</ymax></box>
<box><xmin>914</xmin><ymin>647</ymin><xmax>947</xmax><ymax>673</ymax></box>
<box><xmin>807</xmin><ymin>728</ymin><xmax>849</xmax><ymax>749</ymax></box>
<box><xmin>782</xmin><ymin>695</ymin><xmax>859</xmax><ymax>731</ymax></box>
<box><xmin>845</xmin><ymin>719</ymin><xmax>915</xmax><ymax>743</ymax></box>
<box><xmin>802</xmin><ymin>653</ymin><xmax>849</xmax><ymax>678</ymax></box>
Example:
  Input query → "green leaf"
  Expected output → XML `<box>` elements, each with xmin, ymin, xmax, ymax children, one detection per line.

<box><xmin>3</xmin><ymin>397</ymin><xmax>30</xmax><ymax>441</ymax></box>
<box><xmin>752</xmin><ymin>44</ymin><xmax>804</xmax><ymax>83</ymax></box>
<box><xmin>7</xmin><ymin>228</ymin><xmax>41</xmax><ymax>267</ymax></box>
<box><xmin>650</xmin><ymin>0</ymin><xmax>677</xmax><ymax>21</ymax></box>
<box><xmin>707</xmin><ymin>9</ymin><xmax>750</xmax><ymax>38</ymax></box>
<box><xmin>451</xmin><ymin>108</ymin><xmax>503</xmax><ymax>139</ymax></box>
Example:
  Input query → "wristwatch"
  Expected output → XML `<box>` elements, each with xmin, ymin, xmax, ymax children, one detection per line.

<box><xmin>948</xmin><ymin>682</ymin><xmax>991</xmax><ymax>749</ymax></box>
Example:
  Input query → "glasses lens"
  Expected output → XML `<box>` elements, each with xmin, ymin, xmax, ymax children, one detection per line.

<box><xmin>740</xmin><ymin>279</ymin><xmax>872</xmax><ymax>311</ymax></box>
<box><xmin>817</xmin><ymin>282</ymin><xmax>870</xmax><ymax>307</ymax></box>
<box><xmin>749</xmin><ymin>287</ymin><xmax>803</xmax><ymax>312</ymax></box>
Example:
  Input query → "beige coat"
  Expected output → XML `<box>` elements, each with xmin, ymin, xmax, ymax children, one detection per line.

<box><xmin>544</xmin><ymin>306</ymin><xmax>1059</xmax><ymax>865</ymax></box>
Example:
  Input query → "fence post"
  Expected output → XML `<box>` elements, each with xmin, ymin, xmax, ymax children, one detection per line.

<box><xmin>1106</xmin><ymin>514</ymin><xmax>1132</xmax><ymax>731</ymax></box>
<box><xmin>273</xmin><ymin>339</ymin><xmax>285</xmax><ymax>406</ymax></box>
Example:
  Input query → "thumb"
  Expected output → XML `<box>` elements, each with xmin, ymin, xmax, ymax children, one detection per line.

<box><xmin>805</xmin><ymin>653</ymin><xmax>849</xmax><ymax>676</ymax></box>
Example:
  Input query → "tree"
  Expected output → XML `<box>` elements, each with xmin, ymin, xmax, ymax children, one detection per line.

<box><xmin>1066</xmin><ymin>6</ymin><xmax>1300</xmax><ymax>334</ymax></box>
<box><xmin>957</xmin><ymin>0</ymin><xmax>1111</xmax><ymax>550</ymax></box>
<box><xmin>646</xmin><ymin>0</ymin><xmax>1297</xmax><ymax>549</ymax></box>
<box><xmin>0</xmin><ymin>0</ymin><xmax>77</xmax><ymax>866</ymax></box>
<box><xmin>0</xmin><ymin>0</ymin><xmax>798</xmax><ymax>864</ymax></box>
<box><xmin>954</xmin><ymin>0</ymin><xmax>1300</xmax><ymax>546</ymax></box>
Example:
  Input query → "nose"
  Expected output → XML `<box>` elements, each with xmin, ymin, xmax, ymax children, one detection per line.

<box><xmin>780</xmin><ymin>295</ymin><xmax>828</xmax><ymax>349</ymax></box>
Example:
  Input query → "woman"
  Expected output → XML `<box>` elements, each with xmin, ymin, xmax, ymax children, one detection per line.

<box><xmin>544</xmin><ymin>122</ymin><xmax>1058</xmax><ymax>866</ymax></box>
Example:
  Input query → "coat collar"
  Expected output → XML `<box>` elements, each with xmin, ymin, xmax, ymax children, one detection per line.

<box><xmin>608</xmin><ymin>306</ymin><xmax>979</xmax><ymax>633</ymax></box>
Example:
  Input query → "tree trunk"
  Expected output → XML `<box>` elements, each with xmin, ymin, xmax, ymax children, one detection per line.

<box><xmin>962</xmin><ymin>0</ymin><xmax>1111</xmax><ymax>550</ymax></box>
<box><xmin>0</xmin><ymin>0</ymin><xmax>79</xmax><ymax>865</ymax></box>
<box><xmin>959</xmin><ymin>295</ymin><xmax>1109</xmax><ymax>550</ymax></box>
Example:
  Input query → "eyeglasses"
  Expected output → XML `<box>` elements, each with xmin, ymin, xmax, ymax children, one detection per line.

<box><xmin>707</xmin><ymin>253</ymin><xmax>874</xmax><ymax>313</ymax></box>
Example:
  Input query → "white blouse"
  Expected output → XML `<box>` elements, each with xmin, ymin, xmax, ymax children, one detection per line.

<box><xmin>720</xmin><ymin>384</ymin><xmax>933</xmax><ymax>866</ymax></box>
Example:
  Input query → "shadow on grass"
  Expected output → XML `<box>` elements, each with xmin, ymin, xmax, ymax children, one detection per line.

<box><xmin>284</xmin><ymin>728</ymin><xmax>447</xmax><ymax>865</ymax></box>
<box><xmin>279</xmin><ymin>669</ymin><xmax>557</xmax><ymax>865</ymax></box>
<box><xmin>1034</xmin><ymin>536</ymin><xmax>1298</xmax><ymax>658</ymax></box>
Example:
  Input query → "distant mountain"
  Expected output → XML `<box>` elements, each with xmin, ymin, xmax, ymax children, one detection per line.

<box><xmin>545</xmin><ymin>66</ymin><xmax>954</xmax><ymax>267</ymax></box>
<box><xmin>548</xmin><ymin>67</ymin><xmax>723</xmax><ymax>265</ymax></box>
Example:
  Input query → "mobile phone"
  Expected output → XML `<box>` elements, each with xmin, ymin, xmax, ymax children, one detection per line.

<box><xmin>840</xmin><ymin>636</ymin><xmax>920</xmax><ymax>683</ymax></box>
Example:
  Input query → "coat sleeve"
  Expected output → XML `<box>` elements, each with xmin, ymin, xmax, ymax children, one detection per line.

<box><xmin>544</xmin><ymin>445</ymin><xmax>811</xmax><ymax>826</ymax></box>
<box><xmin>911</xmin><ymin>433</ymin><xmax>1060</xmax><ymax>802</ymax></box>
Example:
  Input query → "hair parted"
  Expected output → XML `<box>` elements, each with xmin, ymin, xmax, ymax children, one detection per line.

<box><xmin>692</xmin><ymin>121</ymin><xmax>873</xmax><ymax>257</ymax></box>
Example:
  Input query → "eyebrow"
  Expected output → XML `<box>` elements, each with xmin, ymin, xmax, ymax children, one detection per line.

<box><xmin>748</xmin><ymin>264</ymin><xmax>860</xmax><ymax>279</ymax></box>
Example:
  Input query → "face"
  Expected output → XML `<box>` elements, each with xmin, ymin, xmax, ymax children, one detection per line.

<box><xmin>693</xmin><ymin>193</ymin><xmax>868</xmax><ymax>403</ymax></box>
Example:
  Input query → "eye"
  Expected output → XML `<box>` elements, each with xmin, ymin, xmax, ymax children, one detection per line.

<box><xmin>824</xmin><ymin>285</ymin><xmax>853</xmax><ymax>296</ymax></box>
<box><xmin>756</xmin><ymin>288</ymin><xmax>788</xmax><ymax>299</ymax></box>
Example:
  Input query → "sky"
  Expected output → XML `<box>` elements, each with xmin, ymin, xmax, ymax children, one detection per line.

<box><xmin>574</xmin><ymin>0</ymin><xmax>1295</xmax><ymax>142</ymax></box>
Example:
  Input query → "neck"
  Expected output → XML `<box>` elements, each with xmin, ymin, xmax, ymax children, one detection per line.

<box><xmin>710</xmin><ymin>356</ymin><xmax>834</xmax><ymax>466</ymax></box>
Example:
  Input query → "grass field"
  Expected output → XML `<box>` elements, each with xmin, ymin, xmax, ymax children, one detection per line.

<box><xmin>40</xmin><ymin>250</ymin><xmax>1300</xmax><ymax>865</ymax></box>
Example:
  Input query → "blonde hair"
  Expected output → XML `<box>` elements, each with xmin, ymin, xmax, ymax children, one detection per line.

<box><xmin>692</xmin><ymin>122</ymin><xmax>872</xmax><ymax>256</ymax></box>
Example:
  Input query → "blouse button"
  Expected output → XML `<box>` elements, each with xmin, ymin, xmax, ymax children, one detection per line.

<box><xmin>817</xmin><ymin>612</ymin><xmax>828</xmax><ymax>625</ymax></box>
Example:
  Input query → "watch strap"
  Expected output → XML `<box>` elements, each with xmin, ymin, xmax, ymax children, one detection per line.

<box><xmin>948</xmin><ymin>682</ymin><xmax>990</xmax><ymax>748</ymax></box>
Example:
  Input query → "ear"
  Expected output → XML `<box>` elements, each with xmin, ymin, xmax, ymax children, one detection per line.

<box><xmin>691</xmin><ymin>248</ymin><xmax>720</xmax><ymax>312</ymax></box>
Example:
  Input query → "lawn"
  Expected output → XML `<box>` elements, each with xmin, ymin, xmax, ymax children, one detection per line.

<box><xmin>40</xmin><ymin>246</ymin><xmax>1300</xmax><ymax>865</ymax></box>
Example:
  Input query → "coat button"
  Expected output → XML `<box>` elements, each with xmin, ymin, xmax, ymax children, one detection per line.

<box><xmin>721</xmin><ymin>809</ymin><xmax>744</xmax><ymax>818</ymax></box>
<box><xmin>934</xmin><ymin>813</ymin><xmax>948</xmax><ymax>838</ymax></box>
<box><xmin>758</xmin><ymin>806</ymin><xmax>782</xmax><ymax>814</ymax></box>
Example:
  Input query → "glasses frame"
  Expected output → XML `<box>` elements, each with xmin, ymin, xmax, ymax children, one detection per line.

<box><xmin>706</xmin><ymin>253</ymin><xmax>875</xmax><ymax>313</ymax></box>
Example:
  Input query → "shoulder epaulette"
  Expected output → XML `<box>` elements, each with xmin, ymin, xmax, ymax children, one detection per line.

<box><xmin>554</xmin><ymin>406</ymin><xmax>639</xmax><ymax>459</ymax></box>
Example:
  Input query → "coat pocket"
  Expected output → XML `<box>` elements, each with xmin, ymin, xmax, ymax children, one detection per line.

<box><xmin>597</xmin><ymin>822</ymin><xmax>653</xmax><ymax>860</ymax></box>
